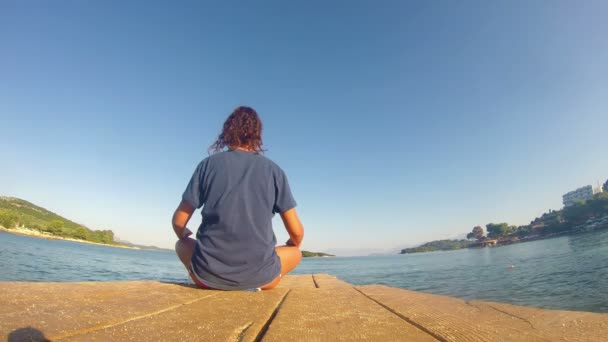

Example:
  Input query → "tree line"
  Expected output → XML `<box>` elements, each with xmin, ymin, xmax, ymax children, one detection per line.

<box><xmin>402</xmin><ymin>179</ymin><xmax>608</xmax><ymax>254</ymax></box>
<box><xmin>0</xmin><ymin>211</ymin><xmax>116</xmax><ymax>244</ymax></box>
<box><xmin>401</xmin><ymin>239</ymin><xmax>471</xmax><ymax>254</ymax></box>
<box><xmin>0</xmin><ymin>197</ymin><xmax>117</xmax><ymax>245</ymax></box>
<box><xmin>466</xmin><ymin>190</ymin><xmax>608</xmax><ymax>242</ymax></box>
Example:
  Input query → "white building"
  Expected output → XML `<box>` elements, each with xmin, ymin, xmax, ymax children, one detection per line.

<box><xmin>562</xmin><ymin>185</ymin><xmax>602</xmax><ymax>207</ymax></box>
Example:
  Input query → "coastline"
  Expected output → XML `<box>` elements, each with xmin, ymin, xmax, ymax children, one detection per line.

<box><xmin>0</xmin><ymin>227</ymin><xmax>141</xmax><ymax>250</ymax></box>
<box><xmin>401</xmin><ymin>222</ymin><xmax>608</xmax><ymax>255</ymax></box>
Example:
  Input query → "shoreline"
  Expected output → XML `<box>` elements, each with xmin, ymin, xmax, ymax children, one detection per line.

<box><xmin>0</xmin><ymin>227</ymin><xmax>142</xmax><ymax>250</ymax></box>
<box><xmin>402</xmin><ymin>223</ymin><xmax>608</xmax><ymax>255</ymax></box>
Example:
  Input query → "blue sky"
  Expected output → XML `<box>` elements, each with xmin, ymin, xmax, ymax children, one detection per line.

<box><xmin>1</xmin><ymin>1</ymin><xmax>607</xmax><ymax>255</ymax></box>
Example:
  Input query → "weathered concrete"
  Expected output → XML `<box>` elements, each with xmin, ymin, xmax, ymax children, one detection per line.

<box><xmin>264</xmin><ymin>275</ymin><xmax>436</xmax><ymax>341</ymax></box>
<box><xmin>276</xmin><ymin>274</ymin><xmax>316</xmax><ymax>289</ymax></box>
<box><xmin>358</xmin><ymin>284</ymin><xmax>608</xmax><ymax>342</ymax></box>
<box><xmin>1</xmin><ymin>281</ymin><xmax>216</xmax><ymax>341</ymax></box>
<box><xmin>60</xmin><ymin>288</ymin><xmax>287</xmax><ymax>342</ymax></box>
<box><xmin>1</xmin><ymin>274</ymin><xmax>607</xmax><ymax>341</ymax></box>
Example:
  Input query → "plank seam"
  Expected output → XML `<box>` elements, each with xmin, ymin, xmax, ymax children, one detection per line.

<box><xmin>50</xmin><ymin>292</ymin><xmax>221</xmax><ymax>341</ymax></box>
<box><xmin>468</xmin><ymin>301</ymin><xmax>537</xmax><ymax>330</ymax></box>
<box><xmin>254</xmin><ymin>289</ymin><xmax>291</xmax><ymax>342</ymax></box>
<box><xmin>236</xmin><ymin>321</ymin><xmax>254</xmax><ymax>342</ymax></box>
<box><xmin>353</xmin><ymin>287</ymin><xmax>446</xmax><ymax>342</ymax></box>
<box><xmin>312</xmin><ymin>274</ymin><xmax>320</xmax><ymax>288</ymax></box>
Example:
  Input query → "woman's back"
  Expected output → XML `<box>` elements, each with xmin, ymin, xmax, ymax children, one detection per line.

<box><xmin>173</xmin><ymin>106</ymin><xmax>304</xmax><ymax>291</ymax></box>
<box><xmin>183</xmin><ymin>150</ymin><xmax>296</xmax><ymax>290</ymax></box>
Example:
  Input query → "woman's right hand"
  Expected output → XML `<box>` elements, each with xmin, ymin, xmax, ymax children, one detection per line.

<box><xmin>281</xmin><ymin>208</ymin><xmax>304</xmax><ymax>248</ymax></box>
<box><xmin>172</xmin><ymin>200</ymin><xmax>195</xmax><ymax>240</ymax></box>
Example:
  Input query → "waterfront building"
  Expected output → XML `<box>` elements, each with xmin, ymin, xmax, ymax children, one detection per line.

<box><xmin>562</xmin><ymin>185</ymin><xmax>602</xmax><ymax>207</ymax></box>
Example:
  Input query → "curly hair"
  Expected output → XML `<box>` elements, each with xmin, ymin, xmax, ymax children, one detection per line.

<box><xmin>210</xmin><ymin>106</ymin><xmax>265</xmax><ymax>154</ymax></box>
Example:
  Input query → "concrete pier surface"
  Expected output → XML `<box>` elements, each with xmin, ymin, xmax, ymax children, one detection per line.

<box><xmin>1</xmin><ymin>274</ymin><xmax>607</xmax><ymax>341</ymax></box>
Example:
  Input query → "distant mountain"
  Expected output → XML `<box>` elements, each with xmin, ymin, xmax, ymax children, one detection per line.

<box><xmin>321</xmin><ymin>248</ymin><xmax>364</xmax><ymax>257</ymax></box>
<box><xmin>323</xmin><ymin>247</ymin><xmax>404</xmax><ymax>257</ymax></box>
<box><xmin>115</xmin><ymin>238</ymin><xmax>171</xmax><ymax>251</ymax></box>
<box><xmin>450</xmin><ymin>232</ymin><xmax>468</xmax><ymax>240</ymax></box>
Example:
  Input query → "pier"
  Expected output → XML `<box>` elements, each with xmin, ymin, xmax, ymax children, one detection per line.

<box><xmin>1</xmin><ymin>274</ymin><xmax>607</xmax><ymax>341</ymax></box>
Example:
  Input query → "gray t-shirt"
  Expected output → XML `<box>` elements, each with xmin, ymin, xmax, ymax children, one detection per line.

<box><xmin>182</xmin><ymin>150</ymin><xmax>297</xmax><ymax>290</ymax></box>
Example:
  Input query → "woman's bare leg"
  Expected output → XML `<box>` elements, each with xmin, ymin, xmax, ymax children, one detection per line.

<box><xmin>178</xmin><ymin>239</ymin><xmax>301</xmax><ymax>290</ymax></box>
<box><xmin>261</xmin><ymin>245</ymin><xmax>302</xmax><ymax>290</ymax></box>
<box><xmin>175</xmin><ymin>237</ymin><xmax>197</xmax><ymax>268</ymax></box>
<box><xmin>276</xmin><ymin>245</ymin><xmax>303</xmax><ymax>275</ymax></box>
<box><xmin>175</xmin><ymin>238</ymin><xmax>215</xmax><ymax>289</ymax></box>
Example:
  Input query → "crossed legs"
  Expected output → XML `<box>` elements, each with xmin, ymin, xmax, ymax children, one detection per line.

<box><xmin>175</xmin><ymin>238</ymin><xmax>302</xmax><ymax>290</ymax></box>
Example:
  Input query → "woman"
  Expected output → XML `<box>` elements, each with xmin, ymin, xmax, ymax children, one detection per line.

<box><xmin>172</xmin><ymin>106</ymin><xmax>304</xmax><ymax>290</ymax></box>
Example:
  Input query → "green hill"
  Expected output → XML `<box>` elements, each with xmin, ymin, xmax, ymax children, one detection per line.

<box><xmin>0</xmin><ymin>196</ymin><xmax>117</xmax><ymax>244</ymax></box>
<box><xmin>400</xmin><ymin>239</ymin><xmax>471</xmax><ymax>254</ymax></box>
<box><xmin>301</xmin><ymin>250</ymin><xmax>335</xmax><ymax>257</ymax></box>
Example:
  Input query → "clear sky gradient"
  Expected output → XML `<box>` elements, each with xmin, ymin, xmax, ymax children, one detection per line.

<box><xmin>2</xmin><ymin>1</ymin><xmax>607</xmax><ymax>255</ymax></box>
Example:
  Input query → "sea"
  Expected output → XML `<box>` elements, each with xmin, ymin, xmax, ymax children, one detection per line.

<box><xmin>1</xmin><ymin>229</ymin><xmax>607</xmax><ymax>313</ymax></box>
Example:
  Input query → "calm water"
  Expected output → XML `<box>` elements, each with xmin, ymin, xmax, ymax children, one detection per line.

<box><xmin>1</xmin><ymin>230</ymin><xmax>607</xmax><ymax>312</ymax></box>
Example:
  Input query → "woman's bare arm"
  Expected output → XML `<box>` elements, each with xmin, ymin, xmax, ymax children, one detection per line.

<box><xmin>280</xmin><ymin>208</ymin><xmax>304</xmax><ymax>247</ymax></box>
<box><xmin>172</xmin><ymin>200</ymin><xmax>195</xmax><ymax>239</ymax></box>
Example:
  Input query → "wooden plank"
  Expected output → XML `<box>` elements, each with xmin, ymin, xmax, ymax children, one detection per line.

<box><xmin>0</xmin><ymin>281</ymin><xmax>215</xmax><ymax>341</ymax></box>
<box><xmin>4</xmin><ymin>276</ymin><xmax>606</xmax><ymax>342</ymax></box>
<box><xmin>0</xmin><ymin>281</ymin><xmax>288</xmax><ymax>342</ymax></box>
<box><xmin>312</xmin><ymin>273</ymin><xmax>352</xmax><ymax>288</ymax></box>
<box><xmin>277</xmin><ymin>274</ymin><xmax>316</xmax><ymax>289</ymax></box>
<box><xmin>472</xmin><ymin>300</ymin><xmax>608</xmax><ymax>342</ymax></box>
<box><xmin>60</xmin><ymin>289</ymin><xmax>288</xmax><ymax>341</ymax></box>
<box><xmin>358</xmin><ymin>285</ymin><xmax>608</xmax><ymax>342</ymax></box>
<box><xmin>263</xmin><ymin>281</ymin><xmax>437</xmax><ymax>341</ymax></box>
